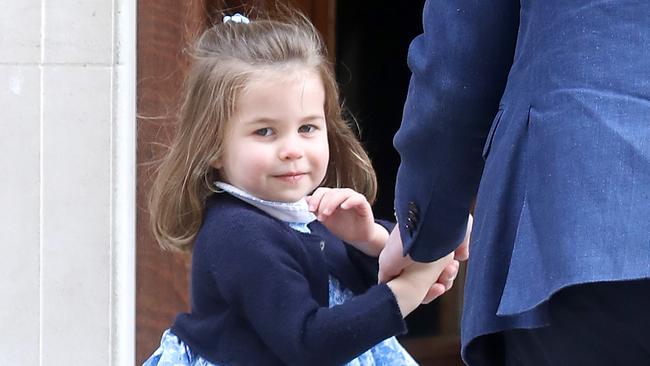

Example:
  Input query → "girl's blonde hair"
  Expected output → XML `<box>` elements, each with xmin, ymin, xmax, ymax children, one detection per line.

<box><xmin>150</xmin><ymin>8</ymin><xmax>377</xmax><ymax>252</ymax></box>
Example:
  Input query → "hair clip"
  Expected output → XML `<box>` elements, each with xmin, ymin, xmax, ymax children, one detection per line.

<box><xmin>223</xmin><ymin>13</ymin><xmax>250</xmax><ymax>24</ymax></box>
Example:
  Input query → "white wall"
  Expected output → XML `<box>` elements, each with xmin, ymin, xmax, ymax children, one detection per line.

<box><xmin>0</xmin><ymin>0</ymin><xmax>135</xmax><ymax>364</ymax></box>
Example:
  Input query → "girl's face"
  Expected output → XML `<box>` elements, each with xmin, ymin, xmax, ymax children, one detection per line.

<box><xmin>213</xmin><ymin>69</ymin><xmax>329</xmax><ymax>202</ymax></box>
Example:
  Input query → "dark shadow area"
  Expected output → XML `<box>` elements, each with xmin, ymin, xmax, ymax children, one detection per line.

<box><xmin>335</xmin><ymin>1</ymin><xmax>441</xmax><ymax>337</ymax></box>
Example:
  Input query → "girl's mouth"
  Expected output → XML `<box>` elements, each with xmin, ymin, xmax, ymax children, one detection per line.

<box><xmin>274</xmin><ymin>172</ymin><xmax>306</xmax><ymax>182</ymax></box>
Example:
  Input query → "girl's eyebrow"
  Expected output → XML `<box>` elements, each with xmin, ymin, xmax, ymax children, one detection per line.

<box><xmin>244</xmin><ymin>118</ymin><xmax>276</xmax><ymax>125</ymax></box>
<box><xmin>245</xmin><ymin>115</ymin><xmax>325</xmax><ymax>125</ymax></box>
<box><xmin>300</xmin><ymin>115</ymin><xmax>326</xmax><ymax>122</ymax></box>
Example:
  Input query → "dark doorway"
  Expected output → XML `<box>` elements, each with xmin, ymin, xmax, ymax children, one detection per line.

<box><xmin>335</xmin><ymin>4</ymin><xmax>464</xmax><ymax>365</ymax></box>
<box><xmin>335</xmin><ymin>2</ymin><xmax>425</xmax><ymax>222</ymax></box>
<box><xmin>335</xmin><ymin>1</ymin><xmax>444</xmax><ymax>337</ymax></box>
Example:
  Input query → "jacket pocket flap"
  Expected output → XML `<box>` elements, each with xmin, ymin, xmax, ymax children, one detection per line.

<box><xmin>482</xmin><ymin>109</ymin><xmax>504</xmax><ymax>160</ymax></box>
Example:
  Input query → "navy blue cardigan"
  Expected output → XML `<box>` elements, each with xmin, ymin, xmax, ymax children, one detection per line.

<box><xmin>171</xmin><ymin>193</ymin><xmax>406</xmax><ymax>365</ymax></box>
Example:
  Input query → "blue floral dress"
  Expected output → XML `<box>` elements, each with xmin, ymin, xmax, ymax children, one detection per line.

<box><xmin>143</xmin><ymin>185</ymin><xmax>418</xmax><ymax>366</ymax></box>
<box><xmin>144</xmin><ymin>275</ymin><xmax>417</xmax><ymax>366</ymax></box>
<box><xmin>144</xmin><ymin>274</ymin><xmax>417</xmax><ymax>365</ymax></box>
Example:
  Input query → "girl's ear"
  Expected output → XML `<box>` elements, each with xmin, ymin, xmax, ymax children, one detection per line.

<box><xmin>211</xmin><ymin>159</ymin><xmax>223</xmax><ymax>169</ymax></box>
<box><xmin>210</xmin><ymin>153</ymin><xmax>223</xmax><ymax>169</ymax></box>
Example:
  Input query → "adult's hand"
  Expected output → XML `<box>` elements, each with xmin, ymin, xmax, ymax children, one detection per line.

<box><xmin>379</xmin><ymin>215</ymin><xmax>473</xmax><ymax>303</ymax></box>
<box><xmin>454</xmin><ymin>214</ymin><xmax>472</xmax><ymax>261</ymax></box>
<box><xmin>377</xmin><ymin>226</ymin><xmax>413</xmax><ymax>284</ymax></box>
<box><xmin>378</xmin><ymin>227</ymin><xmax>459</xmax><ymax>304</ymax></box>
<box><xmin>421</xmin><ymin>214</ymin><xmax>472</xmax><ymax>302</ymax></box>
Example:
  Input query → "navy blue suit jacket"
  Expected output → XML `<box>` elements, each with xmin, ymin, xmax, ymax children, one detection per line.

<box><xmin>393</xmin><ymin>0</ymin><xmax>650</xmax><ymax>361</ymax></box>
<box><xmin>171</xmin><ymin>194</ymin><xmax>405</xmax><ymax>365</ymax></box>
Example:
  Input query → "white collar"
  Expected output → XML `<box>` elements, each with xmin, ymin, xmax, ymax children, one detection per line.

<box><xmin>215</xmin><ymin>182</ymin><xmax>317</xmax><ymax>224</ymax></box>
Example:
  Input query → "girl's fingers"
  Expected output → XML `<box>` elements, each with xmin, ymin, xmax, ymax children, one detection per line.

<box><xmin>422</xmin><ymin>260</ymin><xmax>458</xmax><ymax>304</ymax></box>
<box><xmin>307</xmin><ymin>187</ymin><xmax>329</xmax><ymax>212</ymax></box>
<box><xmin>317</xmin><ymin>190</ymin><xmax>350</xmax><ymax>218</ymax></box>
<box><xmin>309</xmin><ymin>188</ymin><xmax>370</xmax><ymax>220</ymax></box>
<box><xmin>440</xmin><ymin>261</ymin><xmax>460</xmax><ymax>291</ymax></box>
<box><xmin>438</xmin><ymin>260</ymin><xmax>459</xmax><ymax>291</ymax></box>
<box><xmin>340</xmin><ymin>194</ymin><xmax>370</xmax><ymax>216</ymax></box>
<box><xmin>422</xmin><ymin>284</ymin><xmax>446</xmax><ymax>304</ymax></box>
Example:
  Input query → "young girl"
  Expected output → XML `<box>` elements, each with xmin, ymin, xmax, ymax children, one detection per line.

<box><xmin>144</xmin><ymin>9</ymin><xmax>457</xmax><ymax>366</ymax></box>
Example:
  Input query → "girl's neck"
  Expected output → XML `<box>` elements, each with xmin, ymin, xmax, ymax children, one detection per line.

<box><xmin>214</xmin><ymin>181</ymin><xmax>316</xmax><ymax>225</ymax></box>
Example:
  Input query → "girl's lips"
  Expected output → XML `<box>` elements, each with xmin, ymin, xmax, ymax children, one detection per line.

<box><xmin>274</xmin><ymin>172</ymin><xmax>307</xmax><ymax>182</ymax></box>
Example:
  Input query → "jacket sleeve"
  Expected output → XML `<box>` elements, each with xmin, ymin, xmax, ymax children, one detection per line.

<box><xmin>211</xmin><ymin>218</ymin><xmax>406</xmax><ymax>365</ymax></box>
<box><xmin>394</xmin><ymin>0</ymin><xmax>519</xmax><ymax>262</ymax></box>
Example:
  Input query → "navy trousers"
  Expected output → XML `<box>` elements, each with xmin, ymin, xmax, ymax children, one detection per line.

<box><xmin>468</xmin><ymin>280</ymin><xmax>650</xmax><ymax>366</ymax></box>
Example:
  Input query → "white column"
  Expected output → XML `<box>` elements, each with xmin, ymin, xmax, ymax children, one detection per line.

<box><xmin>112</xmin><ymin>0</ymin><xmax>137</xmax><ymax>364</ymax></box>
<box><xmin>0</xmin><ymin>0</ymin><xmax>135</xmax><ymax>364</ymax></box>
<box><xmin>0</xmin><ymin>1</ymin><xmax>43</xmax><ymax>364</ymax></box>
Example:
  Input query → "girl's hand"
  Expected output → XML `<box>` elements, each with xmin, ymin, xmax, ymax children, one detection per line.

<box><xmin>307</xmin><ymin>187</ymin><xmax>388</xmax><ymax>257</ymax></box>
<box><xmin>387</xmin><ymin>252</ymin><xmax>455</xmax><ymax>317</ymax></box>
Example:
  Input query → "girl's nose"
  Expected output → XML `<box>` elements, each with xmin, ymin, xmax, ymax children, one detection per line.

<box><xmin>279</xmin><ymin>137</ymin><xmax>304</xmax><ymax>160</ymax></box>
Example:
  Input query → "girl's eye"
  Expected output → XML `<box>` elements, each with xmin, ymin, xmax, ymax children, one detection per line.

<box><xmin>254</xmin><ymin>128</ymin><xmax>273</xmax><ymax>137</ymax></box>
<box><xmin>298</xmin><ymin>124</ymin><xmax>316</xmax><ymax>133</ymax></box>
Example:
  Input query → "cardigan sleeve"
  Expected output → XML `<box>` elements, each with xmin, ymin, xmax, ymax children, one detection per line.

<box><xmin>209</xmin><ymin>217</ymin><xmax>406</xmax><ymax>365</ymax></box>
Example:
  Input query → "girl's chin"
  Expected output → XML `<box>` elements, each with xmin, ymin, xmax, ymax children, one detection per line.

<box><xmin>266</xmin><ymin>193</ymin><xmax>308</xmax><ymax>203</ymax></box>
<box><xmin>263</xmin><ymin>188</ymin><xmax>314</xmax><ymax>203</ymax></box>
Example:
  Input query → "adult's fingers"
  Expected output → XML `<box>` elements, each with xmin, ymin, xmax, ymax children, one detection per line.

<box><xmin>455</xmin><ymin>215</ymin><xmax>473</xmax><ymax>261</ymax></box>
<box><xmin>378</xmin><ymin>227</ymin><xmax>412</xmax><ymax>283</ymax></box>
<box><xmin>455</xmin><ymin>241</ymin><xmax>469</xmax><ymax>261</ymax></box>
